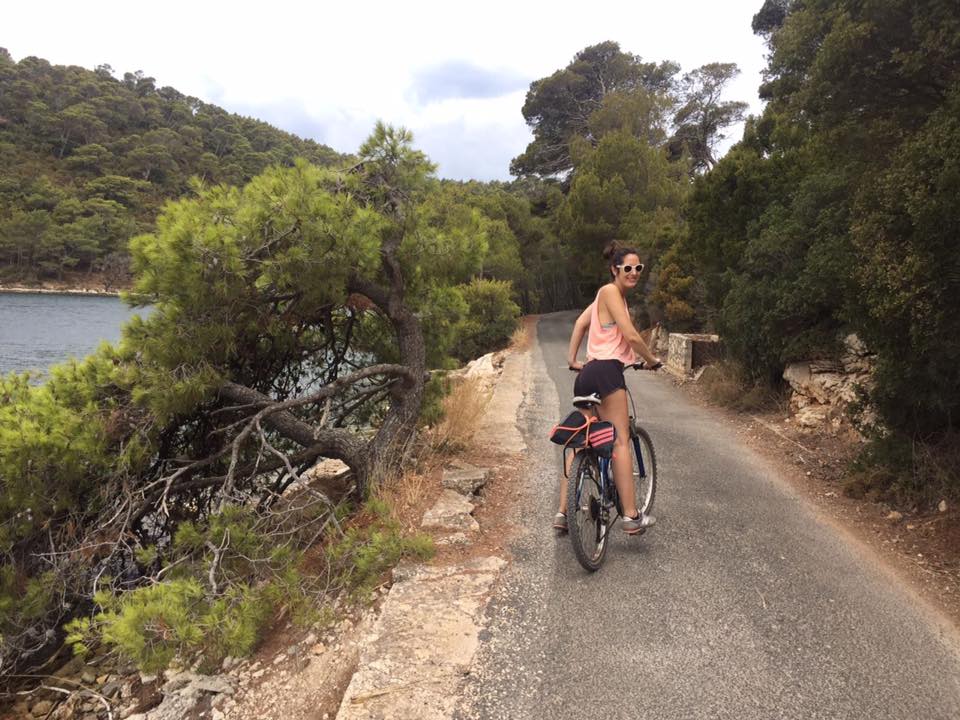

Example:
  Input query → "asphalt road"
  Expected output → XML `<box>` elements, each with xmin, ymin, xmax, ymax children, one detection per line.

<box><xmin>456</xmin><ymin>311</ymin><xmax>960</xmax><ymax>720</ymax></box>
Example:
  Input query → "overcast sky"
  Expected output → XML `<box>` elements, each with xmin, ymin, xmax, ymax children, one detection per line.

<box><xmin>6</xmin><ymin>1</ymin><xmax>769</xmax><ymax>181</ymax></box>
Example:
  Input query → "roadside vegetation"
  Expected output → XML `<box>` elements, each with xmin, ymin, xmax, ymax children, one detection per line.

<box><xmin>0</xmin><ymin>125</ymin><xmax>518</xmax><ymax>684</ymax></box>
<box><xmin>673</xmin><ymin>0</ymin><xmax>960</xmax><ymax>508</ymax></box>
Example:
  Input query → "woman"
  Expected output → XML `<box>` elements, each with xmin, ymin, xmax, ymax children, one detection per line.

<box><xmin>554</xmin><ymin>241</ymin><xmax>661</xmax><ymax>534</ymax></box>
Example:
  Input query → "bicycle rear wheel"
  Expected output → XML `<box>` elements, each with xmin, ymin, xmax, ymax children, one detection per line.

<box><xmin>630</xmin><ymin>425</ymin><xmax>657</xmax><ymax>518</ymax></box>
<box><xmin>567</xmin><ymin>451</ymin><xmax>609</xmax><ymax>571</ymax></box>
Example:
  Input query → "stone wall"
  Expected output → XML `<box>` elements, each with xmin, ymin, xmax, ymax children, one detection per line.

<box><xmin>666</xmin><ymin>333</ymin><xmax>721</xmax><ymax>375</ymax></box>
<box><xmin>782</xmin><ymin>334</ymin><xmax>875</xmax><ymax>433</ymax></box>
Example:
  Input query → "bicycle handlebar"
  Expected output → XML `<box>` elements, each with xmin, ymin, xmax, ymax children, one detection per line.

<box><xmin>627</xmin><ymin>360</ymin><xmax>663</xmax><ymax>371</ymax></box>
<box><xmin>567</xmin><ymin>360</ymin><xmax>663</xmax><ymax>371</ymax></box>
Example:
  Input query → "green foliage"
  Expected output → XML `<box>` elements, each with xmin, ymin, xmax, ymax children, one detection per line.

<box><xmin>1</xmin><ymin>123</ymin><xmax>521</xmax><ymax>676</ymax></box>
<box><xmin>560</xmin><ymin>129</ymin><xmax>688</xmax><ymax>304</ymax></box>
<box><xmin>680</xmin><ymin>0</ymin><xmax>960</xmax><ymax>504</ymax></box>
<box><xmin>0</xmin><ymin>52</ymin><xmax>344</xmax><ymax>281</ymax></box>
<box><xmin>0</xmin><ymin>359</ymin><xmax>119</xmax><ymax>552</ymax></box>
<box><xmin>66</xmin><ymin>501</ymin><xmax>338</xmax><ymax>671</ymax></box>
<box><xmin>78</xmin><ymin>578</ymin><xmax>278</xmax><ymax>672</ymax></box>
<box><xmin>849</xmin><ymin>85</ymin><xmax>960</xmax><ymax>436</ymax></box>
<box><xmin>418</xmin><ymin>372</ymin><xmax>452</xmax><ymax>428</ymax></box>
<box><xmin>511</xmin><ymin>41</ymin><xmax>678</xmax><ymax>177</ymax></box>
<box><xmin>326</xmin><ymin>500</ymin><xmax>434</xmax><ymax>602</ymax></box>
<box><xmin>452</xmin><ymin>279</ymin><xmax>521</xmax><ymax>362</ymax></box>
<box><xmin>669</xmin><ymin>63</ymin><xmax>749</xmax><ymax>174</ymax></box>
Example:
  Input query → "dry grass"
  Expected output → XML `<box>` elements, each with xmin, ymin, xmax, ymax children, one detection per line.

<box><xmin>509</xmin><ymin>315</ymin><xmax>538</xmax><ymax>352</ymax></box>
<box><xmin>378</xmin><ymin>375</ymin><xmax>493</xmax><ymax>529</ymax></box>
<box><xmin>846</xmin><ymin>431</ymin><xmax>960</xmax><ymax>509</ymax></box>
<box><xmin>425</xmin><ymin>376</ymin><xmax>492</xmax><ymax>456</ymax></box>
<box><xmin>915</xmin><ymin>434</ymin><xmax>960</xmax><ymax>505</ymax></box>
<box><xmin>376</xmin><ymin>468</ymin><xmax>431</xmax><ymax>530</ymax></box>
<box><xmin>699</xmin><ymin>360</ymin><xmax>783</xmax><ymax>413</ymax></box>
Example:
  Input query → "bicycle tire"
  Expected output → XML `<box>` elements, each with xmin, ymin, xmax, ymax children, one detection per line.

<box><xmin>630</xmin><ymin>425</ymin><xmax>657</xmax><ymax>518</ymax></box>
<box><xmin>567</xmin><ymin>451</ymin><xmax>609</xmax><ymax>571</ymax></box>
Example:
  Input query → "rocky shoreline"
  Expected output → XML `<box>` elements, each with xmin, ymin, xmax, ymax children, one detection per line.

<box><xmin>0</xmin><ymin>285</ymin><xmax>122</xmax><ymax>297</ymax></box>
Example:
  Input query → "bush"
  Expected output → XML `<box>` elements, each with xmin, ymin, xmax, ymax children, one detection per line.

<box><xmin>324</xmin><ymin>499</ymin><xmax>434</xmax><ymax>602</ymax></box>
<box><xmin>845</xmin><ymin>431</ymin><xmax>960</xmax><ymax>509</ymax></box>
<box><xmin>453</xmin><ymin>278</ymin><xmax>520</xmax><ymax>362</ymax></box>
<box><xmin>699</xmin><ymin>360</ymin><xmax>782</xmax><ymax>413</ymax></box>
<box><xmin>65</xmin><ymin>498</ymin><xmax>433</xmax><ymax>671</ymax></box>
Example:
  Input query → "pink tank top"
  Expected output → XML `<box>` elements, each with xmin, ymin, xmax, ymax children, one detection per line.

<box><xmin>586</xmin><ymin>289</ymin><xmax>636</xmax><ymax>365</ymax></box>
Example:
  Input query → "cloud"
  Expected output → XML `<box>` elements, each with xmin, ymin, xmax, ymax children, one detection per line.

<box><xmin>408</xmin><ymin>60</ymin><xmax>530</xmax><ymax>105</ymax></box>
<box><xmin>414</xmin><ymin>115</ymin><xmax>532</xmax><ymax>182</ymax></box>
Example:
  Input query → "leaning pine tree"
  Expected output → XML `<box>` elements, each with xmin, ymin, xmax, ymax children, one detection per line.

<box><xmin>0</xmin><ymin>123</ymin><xmax>445</xmax><ymax>676</ymax></box>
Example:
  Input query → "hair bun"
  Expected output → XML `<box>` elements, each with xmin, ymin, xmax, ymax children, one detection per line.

<box><xmin>602</xmin><ymin>240</ymin><xmax>621</xmax><ymax>262</ymax></box>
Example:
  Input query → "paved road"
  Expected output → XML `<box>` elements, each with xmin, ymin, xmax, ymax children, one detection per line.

<box><xmin>457</xmin><ymin>312</ymin><xmax>960</xmax><ymax>720</ymax></box>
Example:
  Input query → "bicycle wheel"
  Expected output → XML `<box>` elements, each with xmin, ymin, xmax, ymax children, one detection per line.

<box><xmin>630</xmin><ymin>425</ymin><xmax>657</xmax><ymax>518</ymax></box>
<box><xmin>567</xmin><ymin>451</ymin><xmax>610</xmax><ymax>571</ymax></box>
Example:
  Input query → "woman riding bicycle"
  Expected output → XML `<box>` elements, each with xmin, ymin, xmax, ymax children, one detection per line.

<box><xmin>554</xmin><ymin>241</ymin><xmax>661</xmax><ymax>535</ymax></box>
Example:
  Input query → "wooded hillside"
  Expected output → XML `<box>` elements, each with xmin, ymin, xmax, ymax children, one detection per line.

<box><xmin>0</xmin><ymin>49</ymin><xmax>343</xmax><ymax>283</ymax></box>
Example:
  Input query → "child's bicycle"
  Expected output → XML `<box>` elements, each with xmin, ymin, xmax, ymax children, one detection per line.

<box><xmin>563</xmin><ymin>362</ymin><xmax>659</xmax><ymax>571</ymax></box>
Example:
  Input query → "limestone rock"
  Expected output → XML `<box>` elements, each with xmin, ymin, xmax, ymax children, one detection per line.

<box><xmin>794</xmin><ymin>405</ymin><xmax>830</xmax><ymax>428</ymax></box>
<box><xmin>441</xmin><ymin>463</ymin><xmax>489</xmax><ymax>496</ymax></box>
<box><xmin>335</xmin><ymin>557</ymin><xmax>506</xmax><ymax>720</ymax></box>
<box><xmin>421</xmin><ymin>490</ymin><xmax>479</xmax><ymax>532</ymax></box>
<box><xmin>436</xmin><ymin>532</ymin><xmax>471</xmax><ymax>546</ymax></box>
<box><xmin>463</xmin><ymin>353</ymin><xmax>498</xmax><ymax>382</ymax></box>
<box><xmin>783</xmin><ymin>335</ymin><xmax>877</xmax><ymax>435</ymax></box>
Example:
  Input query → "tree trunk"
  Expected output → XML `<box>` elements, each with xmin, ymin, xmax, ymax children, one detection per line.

<box><xmin>348</xmin><ymin>275</ymin><xmax>426</xmax><ymax>493</ymax></box>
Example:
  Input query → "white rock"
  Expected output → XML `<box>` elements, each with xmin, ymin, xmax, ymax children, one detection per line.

<box><xmin>421</xmin><ymin>490</ymin><xmax>479</xmax><ymax>532</ymax></box>
<box><xmin>939</xmin><ymin>499</ymin><xmax>948</xmax><ymax>513</ymax></box>
<box><xmin>442</xmin><ymin>464</ymin><xmax>489</xmax><ymax>495</ymax></box>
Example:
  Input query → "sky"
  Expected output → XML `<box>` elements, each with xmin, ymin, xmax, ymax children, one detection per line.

<box><xmin>6</xmin><ymin>0</ymin><xmax>769</xmax><ymax>181</ymax></box>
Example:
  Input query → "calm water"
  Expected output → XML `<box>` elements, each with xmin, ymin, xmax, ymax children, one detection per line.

<box><xmin>0</xmin><ymin>292</ymin><xmax>145</xmax><ymax>376</ymax></box>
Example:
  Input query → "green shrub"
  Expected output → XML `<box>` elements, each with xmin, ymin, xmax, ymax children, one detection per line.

<box><xmin>418</xmin><ymin>372</ymin><xmax>452</xmax><ymax>428</ymax></box>
<box><xmin>66</xmin><ymin>577</ymin><xmax>281</xmax><ymax>672</ymax></box>
<box><xmin>453</xmin><ymin>278</ymin><xmax>520</xmax><ymax>362</ymax></box>
<box><xmin>326</xmin><ymin>499</ymin><xmax>434</xmax><ymax>602</ymax></box>
<box><xmin>64</xmin><ymin>498</ymin><xmax>432</xmax><ymax>672</ymax></box>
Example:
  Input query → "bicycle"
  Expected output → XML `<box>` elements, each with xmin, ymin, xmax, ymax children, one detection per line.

<box><xmin>565</xmin><ymin>361</ymin><xmax>659</xmax><ymax>572</ymax></box>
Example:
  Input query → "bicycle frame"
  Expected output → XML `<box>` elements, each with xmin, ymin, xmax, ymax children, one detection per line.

<box><xmin>593</xmin><ymin>432</ymin><xmax>647</xmax><ymax>519</ymax></box>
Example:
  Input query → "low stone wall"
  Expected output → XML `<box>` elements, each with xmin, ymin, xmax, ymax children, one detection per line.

<box><xmin>782</xmin><ymin>334</ymin><xmax>875</xmax><ymax>433</ymax></box>
<box><xmin>666</xmin><ymin>333</ymin><xmax>721</xmax><ymax>375</ymax></box>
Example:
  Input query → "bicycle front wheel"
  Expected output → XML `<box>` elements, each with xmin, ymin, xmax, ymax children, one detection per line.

<box><xmin>631</xmin><ymin>425</ymin><xmax>657</xmax><ymax>518</ymax></box>
<box><xmin>567</xmin><ymin>451</ymin><xmax>609</xmax><ymax>572</ymax></box>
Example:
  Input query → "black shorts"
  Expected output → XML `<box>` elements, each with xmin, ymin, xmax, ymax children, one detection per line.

<box><xmin>574</xmin><ymin>359</ymin><xmax>626</xmax><ymax>399</ymax></box>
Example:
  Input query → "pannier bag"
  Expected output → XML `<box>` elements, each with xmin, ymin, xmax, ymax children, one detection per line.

<box><xmin>549</xmin><ymin>411</ymin><xmax>616</xmax><ymax>458</ymax></box>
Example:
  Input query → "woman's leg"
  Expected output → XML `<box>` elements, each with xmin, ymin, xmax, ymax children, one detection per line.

<box><xmin>558</xmin><ymin>451</ymin><xmax>572</xmax><ymax>514</ymax></box>
<box><xmin>598</xmin><ymin>389</ymin><xmax>637</xmax><ymax>518</ymax></box>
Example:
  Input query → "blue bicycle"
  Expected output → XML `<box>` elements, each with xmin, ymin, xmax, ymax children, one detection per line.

<box><xmin>566</xmin><ymin>363</ymin><xmax>658</xmax><ymax>571</ymax></box>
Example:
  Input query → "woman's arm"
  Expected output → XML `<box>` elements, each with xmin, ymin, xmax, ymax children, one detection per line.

<box><xmin>598</xmin><ymin>285</ymin><xmax>660</xmax><ymax>365</ymax></box>
<box><xmin>567</xmin><ymin>305</ymin><xmax>592</xmax><ymax>369</ymax></box>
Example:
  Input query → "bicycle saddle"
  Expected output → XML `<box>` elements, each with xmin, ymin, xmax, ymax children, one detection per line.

<box><xmin>572</xmin><ymin>392</ymin><xmax>601</xmax><ymax>408</ymax></box>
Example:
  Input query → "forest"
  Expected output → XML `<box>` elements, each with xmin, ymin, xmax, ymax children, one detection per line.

<box><xmin>0</xmin><ymin>50</ymin><xmax>341</xmax><ymax>284</ymax></box>
<box><xmin>2</xmin><ymin>0</ymin><xmax>959</xmax><ymax>687</ymax></box>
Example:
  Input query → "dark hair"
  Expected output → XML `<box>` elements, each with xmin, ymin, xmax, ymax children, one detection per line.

<box><xmin>602</xmin><ymin>241</ymin><xmax>639</xmax><ymax>278</ymax></box>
